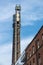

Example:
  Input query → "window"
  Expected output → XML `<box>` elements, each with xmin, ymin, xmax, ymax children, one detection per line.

<box><xmin>26</xmin><ymin>52</ymin><xmax>29</xmax><ymax>60</ymax></box>
<box><xmin>27</xmin><ymin>54</ymin><xmax>29</xmax><ymax>60</ymax></box>
<box><xmin>30</xmin><ymin>61</ymin><xmax>31</xmax><ymax>65</ymax></box>
<box><xmin>38</xmin><ymin>53</ymin><xmax>41</xmax><ymax>65</ymax></box>
<box><xmin>42</xmin><ymin>34</ymin><xmax>43</xmax><ymax>40</ymax></box>
<box><xmin>29</xmin><ymin>51</ymin><xmax>31</xmax><ymax>57</ymax></box>
<box><xmin>29</xmin><ymin>49</ymin><xmax>32</xmax><ymax>57</ymax></box>
<box><xmin>27</xmin><ymin>52</ymin><xmax>28</xmax><ymax>60</ymax></box>
<box><xmin>37</xmin><ymin>41</ymin><xmax>40</xmax><ymax>48</ymax></box>
<box><xmin>36</xmin><ymin>39</ymin><xmax>40</xmax><ymax>49</ymax></box>
<box><xmin>27</xmin><ymin>56</ymin><xmax>29</xmax><ymax>60</ymax></box>
<box><xmin>38</xmin><ymin>53</ymin><xmax>40</xmax><ymax>58</ymax></box>
<box><xmin>32</xmin><ymin>46</ymin><xmax>35</xmax><ymax>54</ymax></box>
<box><xmin>33</xmin><ymin>58</ymin><xmax>35</xmax><ymax>63</ymax></box>
<box><xmin>27</xmin><ymin>64</ymin><xmax>28</xmax><ymax>65</ymax></box>
<box><xmin>33</xmin><ymin>58</ymin><xmax>35</xmax><ymax>65</ymax></box>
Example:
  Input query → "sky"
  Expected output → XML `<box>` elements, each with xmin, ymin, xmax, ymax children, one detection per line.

<box><xmin>0</xmin><ymin>0</ymin><xmax>43</xmax><ymax>65</ymax></box>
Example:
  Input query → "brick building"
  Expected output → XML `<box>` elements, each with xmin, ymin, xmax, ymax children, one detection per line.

<box><xmin>22</xmin><ymin>26</ymin><xmax>43</xmax><ymax>65</ymax></box>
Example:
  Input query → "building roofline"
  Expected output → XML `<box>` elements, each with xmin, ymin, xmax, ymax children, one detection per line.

<box><xmin>25</xmin><ymin>25</ymin><xmax>43</xmax><ymax>51</ymax></box>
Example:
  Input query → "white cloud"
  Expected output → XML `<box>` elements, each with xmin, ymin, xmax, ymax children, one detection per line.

<box><xmin>20</xmin><ymin>36</ymin><xmax>34</xmax><ymax>53</ymax></box>
<box><xmin>0</xmin><ymin>4</ymin><xmax>15</xmax><ymax>21</ymax></box>
<box><xmin>0</xmin><ymin>42</ymin><xmax>12</xmax><ymax>65</ymax></box>
<box><xmin>21</xmin><ymin>0</ymin><xmax>43</xmax><ymax>21</ymax></box>
<box><xmin>21</xmin><ymin>20</ymin><xmax>34</xmax><ymax>26</ymax></box>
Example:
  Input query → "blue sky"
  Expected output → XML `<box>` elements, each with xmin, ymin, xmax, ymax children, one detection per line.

<box><xmin>0</xmin><ymin>0</ymin><xmax>43</xmax><ymax>65</ymax></box>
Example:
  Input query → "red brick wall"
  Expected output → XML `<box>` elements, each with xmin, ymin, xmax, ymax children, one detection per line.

<box><xmin>25</xmin><ymin>27</ymin><xmax>43</xmax><ymax>65</ymax></box>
